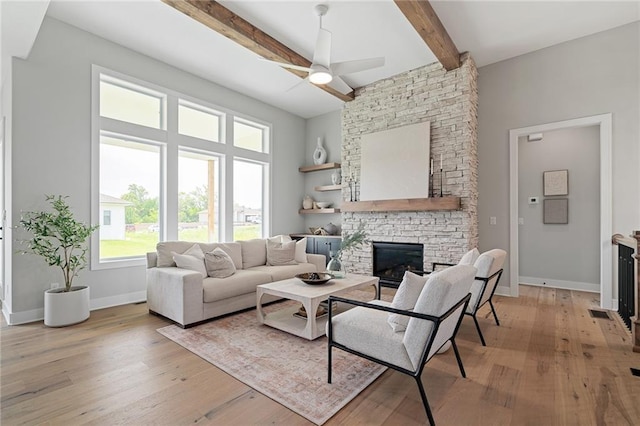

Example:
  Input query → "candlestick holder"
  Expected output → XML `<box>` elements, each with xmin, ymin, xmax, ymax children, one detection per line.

<box><xmin>439</xmin><ymin>168</ymin><xmax>443</xmax><ymax>197</ymax></box>
<box><xmin>429</xmin><ymin>173</ymin><xmax>434</xmax><ymax>197</ymax></box>
<box><xmin>348</xmin><ymin>179</ymin><xmax>354</xmax><ymax>202</ymax></box>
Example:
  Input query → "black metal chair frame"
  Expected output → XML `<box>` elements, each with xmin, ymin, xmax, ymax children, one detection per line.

<box><xmin>327</xmin><ymin>293</ymin><xmax>471</xmax><ymax>426</ymax></box>
<box><xmin>432</xmin><ymin>262</ymin><xmax>504</xmax><ymax>346</ymax></box>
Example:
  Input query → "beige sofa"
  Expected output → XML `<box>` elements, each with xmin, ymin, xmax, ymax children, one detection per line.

<box><xmin>146</xmin><ymin>238</ymin><xmax>326</xmax><ymax>327</ymax></box>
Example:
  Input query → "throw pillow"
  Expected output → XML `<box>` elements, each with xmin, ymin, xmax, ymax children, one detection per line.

<box><xmin>183</xmin><ymin>243</ymin><xmax>205</xmax><ymax>259</ymax></box>
<box><xmin>204</xmin><ymin>247</ymin><xmax>237</xmax><ymax>278</ymax></box>
<box><xmin>266</xmin><ymin>240</ymin><xmax>297</xmax><ymax>266</ymax></box>
<box><xmin>387</xmin><ymin>271</ymin><xmax>429</xmax><ymax>332</ymax></box>
<box><xmin>459</xmin><ymin>248</ymin><xmax>480</xmax><ymax>266</ymax></box>
<box><xmin>294</xmin><ymin>237</ymin><xmax>308</xmax><ymax>263</ymax></box>
<box><xmin>172</xmin><ymin>251</ymin><xmax>207</xmax><ymax>278</ymax></box>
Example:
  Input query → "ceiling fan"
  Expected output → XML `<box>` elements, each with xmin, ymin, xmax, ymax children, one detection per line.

<box><xmin>262</xmin><ymin>4</ymin><xmax>385</xmax><ymax>94</ymax></box>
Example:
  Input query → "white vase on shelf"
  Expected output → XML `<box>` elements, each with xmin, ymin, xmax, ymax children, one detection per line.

<box><xmin>313</xmin><ymin>137</ymin><xmax>327</xmax><ymax>165</ymax></box>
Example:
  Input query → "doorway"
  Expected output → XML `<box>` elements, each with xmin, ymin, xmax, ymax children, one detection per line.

<box><xmin>509</xmin><ymin>114</ymin><xmax>613</xmax><ymax>309</ymax></box>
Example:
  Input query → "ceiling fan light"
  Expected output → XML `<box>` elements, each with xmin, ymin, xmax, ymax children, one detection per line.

<box><xmin>309</xmin><ymin>70</ymin><xmax>332</xmax><ymax>84</ymax></box>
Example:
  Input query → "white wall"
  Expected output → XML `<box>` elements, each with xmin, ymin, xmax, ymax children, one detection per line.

<box><xmin>518</xmin><ymin>126</ymin><xmax>600</xmax><ymax>292</ymax></box>
<box><xmin>301</xmin><ymin>109</ymin><xmax>343</xmax><ymax>233</ymax></box>
<box><xmin>478</xmin><ymin>22</ymin><xmax>639</xmax><ymax>295</ymax></box>
<box><xmin>8</xmin><ymin>17</ymin><xmax>306</xmax><ymax>322</ymax></box>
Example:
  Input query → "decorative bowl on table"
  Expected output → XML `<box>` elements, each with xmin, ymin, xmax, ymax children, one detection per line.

<box><xmin>295</xmin><ymin>272</ymin><xmax>333</xmax><ymax>285</ymax></box>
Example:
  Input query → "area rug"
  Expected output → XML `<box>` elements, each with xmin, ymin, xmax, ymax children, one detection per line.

<box><xmin>157</xmin><ymin>300</ymin><xmax>387</xmax><ymax>425</ymax></box>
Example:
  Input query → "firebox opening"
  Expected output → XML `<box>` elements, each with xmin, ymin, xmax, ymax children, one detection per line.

<box><xmin>372</xmin><ymin>242</ymin><xmax>424</xmax><ymax>289</ymax></box>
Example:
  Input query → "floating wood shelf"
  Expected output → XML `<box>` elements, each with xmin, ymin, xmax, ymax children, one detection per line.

<box><xmin>298</xmin><ymin>162</ymin><xmax>341</xmax><ymax>173</ymax></box>
<box><xmin>298</xmin><ymin>208</ymin><xmax>341</xmax><ymax>214</ymax></box>
<box><xmin>341</xmin><ymin>197</ymin><xmax>460</xmax><ymax>212</ymax></box>
<box><xmin>314</xmin><ymin>184</ymin><xmax>341</xmax><ymax>192</ymax></box>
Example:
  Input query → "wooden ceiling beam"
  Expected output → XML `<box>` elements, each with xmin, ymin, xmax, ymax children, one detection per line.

<box><xmin>161</xmin><ymin>0</ymin><xmax>354</xmax><ymax>102</ymax></box>
<box><xmin>394</xmin><ymin>0</ymin><xmax>461</xmax><ymax>70</ymax></box>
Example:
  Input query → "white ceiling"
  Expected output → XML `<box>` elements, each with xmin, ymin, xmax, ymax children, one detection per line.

<box><xmin>37</xmin><ymin>0</ymin><xmax>640</xmax><ymax>118</ymax></box>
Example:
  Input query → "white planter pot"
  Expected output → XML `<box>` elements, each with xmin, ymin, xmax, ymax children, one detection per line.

<box><xmin>44</xmin><ymin>286</ymin><xmax>90</xmax><ymax>327</ymax></box>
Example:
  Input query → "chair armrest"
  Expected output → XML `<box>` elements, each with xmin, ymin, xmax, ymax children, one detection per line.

<box><xmin>328</xmin><ymin>295</ymin><xmax>441</xmax><ymax>322</ymax></box>
<box><xmin>328</xmin><ymin>293</ymin><xmax>472</xmax><ymax>324</ymax></box>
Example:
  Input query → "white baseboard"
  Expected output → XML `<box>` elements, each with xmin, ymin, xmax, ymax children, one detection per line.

<box><xmin>90</xmin><ymin>291</ymin><xmax>147</xmax><ymax>311</ymax></box>
<box><xmin>494</xmin><ymin>285</ymin><xmax>512</xmax><ymax>297</ymax></box>
<box><xmin>519</xmin><ymin>276</ymin><xmax>600</xmax><ymax>293</ymax></box>
<box><xmin>5</xmin><ymin>306</ymin><xmax>44</xmax><ymax>325</ymax></box>
<box><xmin>4</xmin><ymin>291</ymin><xmax>147</xmax><ymax>325</ymax></box>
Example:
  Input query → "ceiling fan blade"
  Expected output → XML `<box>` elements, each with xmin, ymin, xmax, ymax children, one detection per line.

<box><xmin>326</xmin><ymin>75</ymin><xmax>353</xmax><ymax>95</ymax></box>
<box><xmin>312</xmin><ymin>28</ymin><xmax>332</xmax><ymax>68</ymax></box>
<box><xmin>331</xmin><ymin>57</ymin><xmax>385</xmax><ymax>76</ymax></box>
<box><xmin>259</xmin><ymin>58</ymin><xmax>312</xmax><ymax>73</ymax></box>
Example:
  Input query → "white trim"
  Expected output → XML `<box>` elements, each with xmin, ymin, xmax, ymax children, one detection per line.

<box><xmin>509</xmin><ymin>113</ymin><xmax>613</xmax><ymax>308</ymax></box>
<box><xmin>2</xmin><ymin>291</ymin><xmax>147</xmax><ymax>325</ymax></box>
<box><xmin>519</xmin><ymin>276</ymin><xmax>600</xmax><ymax>293</ymax></box>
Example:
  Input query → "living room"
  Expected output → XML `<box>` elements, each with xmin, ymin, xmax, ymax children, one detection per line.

<box><xmin>1</xmin><ymin>1</ymin><xmax>639</xmax><ymax>424</ymax></box>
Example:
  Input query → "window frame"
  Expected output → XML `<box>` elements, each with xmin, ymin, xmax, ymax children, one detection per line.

<box><xmin>91</xmin><ymin>65</ymin><xmax>272</xmax><ymax>270</ymax></box>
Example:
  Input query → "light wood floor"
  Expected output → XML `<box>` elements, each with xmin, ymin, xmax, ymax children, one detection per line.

<box><xmin>2</xmin><ymin>285</ymin><xmax>639</xmax><ymax>425</ymax></box>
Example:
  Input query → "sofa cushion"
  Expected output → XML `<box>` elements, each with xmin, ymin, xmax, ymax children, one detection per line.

<box><xmin>240</xmin><ymin>239</ymin><xmax>267</xmax><ymax>269</ymax></box>
<box><xmin>204</xmin><ymin>248</ymin><xmax>237</xmax><ymax>278</ymax></box>
<box><xmin>199</xmin><ymin>242</ymin><xmax>243</xmax><ymax>270</ymax></box>
<box><xmin>249</xmin><ymin>263</ymin><xmax>316</xmax><ymax>282</ymax></box>
<box><xmin>156</xmin><ymin>241</ymin><xmax>243</xmax><ymax>269</ymax></box>
<box><xmin>266</xmin><ymin>240</ymin><xmax>297</xmax><ymax>266</ymax></box>
<box><xmin>157</xmin><ymin>241</ymin><xmax>198</xmax><ymax>267</ymax></box>
<box><xmin>388</xmin><ymin>271</ymin><xmax>430</xmax><ymax>332</ymax></box>
<box><xmin>202</xmin><ymin>269</ymin><xmax>273</xmax><ymax>303</ymax></box>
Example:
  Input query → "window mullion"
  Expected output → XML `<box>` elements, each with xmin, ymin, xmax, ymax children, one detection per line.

<box><xmin>165</xmin><ymin>95</ymin><xmax>179</xmax><ymax>241</ymax></box>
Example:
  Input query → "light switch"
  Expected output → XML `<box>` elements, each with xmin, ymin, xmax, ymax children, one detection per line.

<box><xmin>490</xmin><ymin>217</ymin><xmax>496</xmax><ymax>225</ymax></box>
<box><xmin>519</xmin><ymin>217</ymin><xmax>524</xmax><ymax>225</ymax></box>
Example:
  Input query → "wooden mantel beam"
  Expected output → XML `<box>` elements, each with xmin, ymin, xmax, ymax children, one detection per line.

<box><xmin>394</xmin><ymin>0</ymin><xmax>461</xmax><ymax>70</ymax></box>
<box><xmin>161</xmin><ymin>0</ymin><xmax>354</xmax><ymax>102</ymax></box>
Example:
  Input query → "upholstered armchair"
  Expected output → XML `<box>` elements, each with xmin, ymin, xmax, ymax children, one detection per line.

<box><xmin>327</xmin><ymin>264</ymin><xmax>477</xmax><ymax>426</ymax></box>
<box><xmin>465</xmin><ymin>249</ymin><xmax>506</xmax><ymax>345</ymax></box>
<box><xmin>433</xmin><ymin>248</ymin><xmax>507</xmax><ymax>346</ymax></box>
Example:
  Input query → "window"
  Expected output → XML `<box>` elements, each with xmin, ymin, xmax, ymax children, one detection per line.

<box><xmin>233</xmin><ymin>159</ymin><xmax>265</xmax><ymax>241</ymax></box>
<box><xmin>178</xmin><ymin>101</ymin><xmax>222</xmax><ymax>142</ymax></box>
<box><xmin>234</xmin><ymin>118</ymin><xmax>268</xmax><ymax>152</ymax></box>
<box><xmin>178</xmin><ymin>150</ymin><xmax>220</xmax><ymax>242</ymax></box>
<box><xmin>103</xmin><ymin>210</ymin><xmax>112</xmax><ymax>226</ymax></box>
<box><xmin>93</xmin><ymin>67</ymin><xmax>272</xmax><ymax>268</ymax></box>
<box><xmin>99</xmin><ymin>135</ymin><xmax>161</xmax><ymax>260</ymax></box>
<box><xmin>100</xmin><ymin>78</ymin><xmax>164</xmax><ymax>129</ymax></box>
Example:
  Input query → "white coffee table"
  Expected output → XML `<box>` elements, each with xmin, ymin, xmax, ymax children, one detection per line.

<box><xmin>256</xmin><ymin>273</ymin><xmax>380</xmax><ymax>340</ymax></box>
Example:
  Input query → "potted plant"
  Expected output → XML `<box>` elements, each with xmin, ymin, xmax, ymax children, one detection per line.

<box><xmin>327</xmin><ymin>221</ymin><xmax>368</xmax><ymax>278</ymax></box>
<box><xmin>18</xmin><ymin>195</ymin><xmax>99</xmax><ymax>327</ymax></box>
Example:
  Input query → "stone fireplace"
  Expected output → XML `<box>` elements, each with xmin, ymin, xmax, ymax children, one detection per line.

<box><xmin>340</xmin><ymin>54</ymin><xmax>478</xmax><ymax>275</ymax></box>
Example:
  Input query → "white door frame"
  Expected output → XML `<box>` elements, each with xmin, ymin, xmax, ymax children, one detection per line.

<box><xmin>509</xmin><ymin>113</ymin><xmax>613</xmax><ymax>308</ymax></box>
